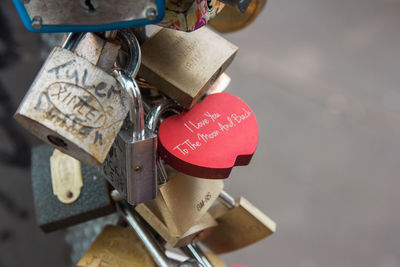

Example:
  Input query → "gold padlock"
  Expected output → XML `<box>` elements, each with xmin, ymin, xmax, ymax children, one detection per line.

<box><xmin>138</xmin><ymin>26</ymin><xmax>238</xmax><ymax>108</ymax></box>
<box><xmin>158</xmin><ymin>169</ymin><xmax>224</xmax><ymax>236</ymax></box>
<box><xmin>209</xmin><ymin>0</ymin><xmax>267</xmax><ymax>33</ymax></box>
<box><xmin>136</xmin><ymin>196</ymin><xmax>217</xmax><ymax>248</ymax></box>
<box><xmin>14</xmin><ymin>33</ymin><xmax>129</xmax><ymax>167</ymax></box>
<box><xmin>201</xmin><ymin>191</ymin><xmax>276</xmax><ymax>253</ymax></box>
<box><xmin>77</xmin><ymin>225</ymin><xmax>157</xmax><ymax>267</ymax></box>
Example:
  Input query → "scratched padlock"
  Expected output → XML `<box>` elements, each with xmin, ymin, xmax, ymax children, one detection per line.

<box><xmin>14</xmin><ymin>32</ymin><xmax>129</xmax><ymax>167</ymax></box>
<box><xmin>158</xmin><ymin>0</ymin><xmax>225</xmax><ymax>32</ymax></box>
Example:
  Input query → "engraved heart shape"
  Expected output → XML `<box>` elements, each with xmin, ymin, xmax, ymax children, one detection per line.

<box><xmin>158</xmin><ymin>93</ymin><xmax>258</xmax><ymax>179</ymax></box>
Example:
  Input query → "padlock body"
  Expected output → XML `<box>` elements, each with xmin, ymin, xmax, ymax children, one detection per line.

<box><xmin>139</xmin><ymin>27</ymin><xmax>238</xmax><ymax>108</ymax></box>
<box><xmin>15</xmin><ymin>46</ymin><xmax>129</xmax><ymax>167</ymax></box>
<box><xmin>77</xmin><ymin>225</ymin><xmax>157</xmax><ymax>267</ymax></box>
<box><xmin>31</xmin><ymin>145</ymin><xmax>115</xmax><ymax>233</ymax></box>
<box><xmin>136</xmin><ymin>198</ymin><xmax>217</xmax><ymax>247</ymax></box>
<box><xmin>13</xmin><ymin>0</ymin><xmax>165</xmax><ymax>33</ymax></box>
<box><xmin>201</xmin><ymin>197</ymin><xmax>276</xmax><ymax>253</ymax></box>
<box><xmin>103</xmin><ymin>129</ymin><xmax>157</xmax><ymax>205</ymax></box>
<box><xmin>158</xmin><ymin>171</ymin><xmax>224</xmax><ymax>236</ymax></box>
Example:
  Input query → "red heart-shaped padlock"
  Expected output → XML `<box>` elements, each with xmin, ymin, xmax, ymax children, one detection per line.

<box><xmin>158</xmin><ymin>93</ymin><xmax>258</xmax><ymax>179</ymax></box>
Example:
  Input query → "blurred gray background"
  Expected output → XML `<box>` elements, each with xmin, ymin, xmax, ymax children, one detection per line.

<box><xmin>1</xmin><ymin>0</ymin><xmax>400</xmax><ymax>266</ymax></box>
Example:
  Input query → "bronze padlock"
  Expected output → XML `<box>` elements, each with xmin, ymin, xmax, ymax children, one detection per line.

<box><xmin>77</xmin><ymin>225</ymin><xmax>157</xmax><ymax>267</ymax></box>
<box><xmin>138</xmin><ymin>27</ymin><xmax>238</xmax><ymax>108</ymax></box>
<box><xmin>158</xmin><ymin>168</ymin><xmax>224</xmax><ymax>236</ymax></box>
<box><xmin>136</xmin><ymin>196</ymin><xmax>217</xmax><ymax>248</ymax></box>
<box><xmin>201</xmin><ymin>191</ymin><xmax>276</xmax><ymax>253</ymax></box>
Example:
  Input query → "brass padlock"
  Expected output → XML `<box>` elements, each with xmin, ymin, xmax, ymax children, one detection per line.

<box><xmin>14</xmin><ymin>32</ymin><xmax>129</xmax><ymax>167</ymax></box>
<box><xmin>138</xmin><ymin>26</ymin><xmax>238</xmax><ymax>108</ymax></box>
<box><xmin>77</xmin><ymin>225</ymin><xmax>157</xmax><ymax>267</ymax></box>
<box><xmin>136</xmin><ymin>196</ymin><xmax>217</xmax><ymax>248</ymax></box>
<box><xmin>158</xmin><ymin>168</ymin><xmax>224</xmax><ymax>237</ymax></box>
<box><xmin>201</xmin><ymin>190</ymin><xmax>276</xmax><ymax>253</ymax></box>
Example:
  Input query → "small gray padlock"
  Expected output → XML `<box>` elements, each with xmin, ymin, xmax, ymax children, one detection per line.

<box><xmin>102</xmin><ymin>32</ymin><xmax>157</xmax><ymax>206</ymax></box>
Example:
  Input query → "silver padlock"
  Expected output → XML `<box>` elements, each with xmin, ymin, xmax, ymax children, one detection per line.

<box><xmin>14</xmin><ymin>32</ymin><xmax>129</xmax><ymax>167</ymax></box>
<box><xmin>146</xmin><ymin>99</ymin><xmax>184</xmax><ymax>184</ymax></box>
<box><xmin>102</xmin><ymin>32</ymin><xmax>157</xmax><ymax>206</ymax></box>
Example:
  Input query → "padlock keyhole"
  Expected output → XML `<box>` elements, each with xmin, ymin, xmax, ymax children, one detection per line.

<box><xmin>47</xmin><ymin>135</ymin><xmax>68</xmax><ymax>148</ymax></box>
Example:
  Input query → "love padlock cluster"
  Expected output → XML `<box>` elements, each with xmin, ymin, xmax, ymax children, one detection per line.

<box><xmin>12</xmin><ymin>0</ymin><xmax>274</xmax><ymax>266</ymax></box>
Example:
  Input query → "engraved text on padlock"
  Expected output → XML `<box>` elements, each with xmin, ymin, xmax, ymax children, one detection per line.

<box><xmin>15</xmin><ymin>45</ymin><xmax>129</xmax><ymax>167</ymax></box>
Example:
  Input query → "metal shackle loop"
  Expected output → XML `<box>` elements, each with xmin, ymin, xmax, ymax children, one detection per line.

<box><xmin>146</xmin><ymin>99</ymin><xmax>184</xmax><ymax>184</ymax></box>
<box><xmin>113</xmin><ymin>30</ymin><xmax>145</xmax><ymax>141</ymax></box>
<box><xmin>146</xmin><ymin>99</ymin><xmax>184</xmax><ymax>133</ymax></box>
<box><xmin>61</xmin><ymin>32</ymin><xmax>84</xmax><ymax>50</ymax></box>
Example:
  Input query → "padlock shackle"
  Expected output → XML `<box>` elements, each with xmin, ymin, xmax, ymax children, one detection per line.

<box><xmin>117</xmin><ymin>29</ymin><xmax>141</xmax><ymax>78</ymax></box>
<box><xmin>61</xmin><ymin>32</ymin><xmax>84</xmax><ymax>50</ymax></box>
<box><xmin>146</xmin><ymin>99</ymin><xmax>184</xmax><ymax>132</ymax></box>
<box><xmin>218</xmin><ymin>190</ymin><xmax>236</xmax><ymax>209</ymax></box>
<box><xmin>114</xmin><ymin>30</ymin><xmax>145</xmax><ymax>140</ymax></box>
<box><xmin>115</xmin><ymin>71</ymin><xmax>145</xmax><ymax>140</ymax></box>
<box><xmin>146</xmin><ymin>100</ymin><xmax>184</xmax><ymax>184</ymax></box>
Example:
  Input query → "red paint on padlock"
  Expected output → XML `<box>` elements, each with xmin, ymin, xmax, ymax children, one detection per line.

<box><xmin>158</xmin><ymin>93</ymin><xmax>258</xmax><ymax>179</ymax></box>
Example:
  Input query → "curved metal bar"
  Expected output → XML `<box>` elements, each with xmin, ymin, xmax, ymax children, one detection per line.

<box><xmin>145</xmin><ymin>99</ymin><xmax>184</xmax><ymax>184</ymax></box>
<box><xmin>114</xmin><ymin>70</ymin><xmax>145</xmax><ymax>140</ymax></box>
<box><xmin>113</xmin><ymin>30</ymin><xmax>144</xmax><ymax>140</ymax></box>
<box><xmin>61</xmin><ymin>32</ymin><xmax>84</xmax><ymax>50</ymax></box>
<box><xmin>145</xmin><ymin>99</ymin><xmax>184</xmax><ymax>132</ymax></box>
<box><xmin>218</xmin><ymin>190</ymin><xmax>236</xmax><ymax>209</ymax></box>
<box><xmin>117</xmin><ymin>29</ymin><xmax>141</xmax><ymax>77</ymax></box>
